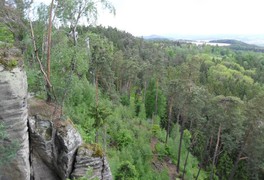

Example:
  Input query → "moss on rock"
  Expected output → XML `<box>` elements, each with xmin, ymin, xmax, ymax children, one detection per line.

<box><xmin>0</xmin><ymin>43</ymin><xmax>22</xmax><ymax>70</ymax></box>
<box><xmin>81</xmin><ymin>143</ymin><xmax>104</xmax><ymax>158</ymax></box>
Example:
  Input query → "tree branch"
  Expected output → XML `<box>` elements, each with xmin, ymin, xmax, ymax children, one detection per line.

<box><xmin>29</xmin><ymin>21</ymin><xmax>52</xmax><ymax>88</ymax></box>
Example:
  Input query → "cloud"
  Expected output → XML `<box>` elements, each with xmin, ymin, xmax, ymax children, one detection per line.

<box><xmin>33</xmin><ymin>0</ymin><xmax>264</xmax><ymax>36</ymax></box>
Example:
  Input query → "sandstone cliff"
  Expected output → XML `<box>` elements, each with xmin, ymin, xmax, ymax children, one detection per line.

<box><xmin>0</xmin><ymin>46</ymin><xmax>112</xmax><ymax>180</ymax></box>
<box><xmin>0</xmin><ymin>63</ymin><xmax>30</xmax><ymax>180</ymax></box>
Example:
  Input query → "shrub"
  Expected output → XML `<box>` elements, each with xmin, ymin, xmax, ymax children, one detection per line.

<box><xmin>0</xmin><ymin>23</ymin><xmax>14</xmax><ymax>43</ymax></box>
<box><xmin>114</xmin><ymin>129</ymin><xmax>133</xmax><ymax>149</ymax></box>
<box><xmin>152</xmin><ymin>124</ymin><xmax>161</xmax><ymax>136</ymax></box>
<box><xmin>115</xmin><ymin>161</ymin><xmax>138</xmax><ymax>180</ymax></box>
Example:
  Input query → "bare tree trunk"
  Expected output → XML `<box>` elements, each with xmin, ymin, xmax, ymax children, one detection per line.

<box><xmin>210</xmin><ymin>125</ymin><xmax>222</xmax><ymax>180</ymax></box>
<box><xmin>228</xmin><ymin>130</ymin><xmax>250</xmax><ymax>180</ymax></box>
<box><xmin>195</xmin><ymin>136</ymin><xmax>211</xmax><ymax>180</ymax></box>
<box><xmin>183</xmin><ymin>149</ymin><xmax>190</xmax><ymax>179</ymax></box>
<box><xmin>46</xmin><ymin>0</ymin><xmax>54</xmax><ymax>102</ymax></box>
<box><xmin>209</xmin><ymin>135</ymin><xmax>213</xmax><ymax>153</ymax></box>
<box><xmin>175</xmin><ymin>113</ymin><xmax>180</xmax><ymax>138</ymax></box>
<box><xmin>127</xmin><ymin>80</ymin><xmax>131</xmax><ymax>100</ymax></box>
<box><xmin>95</xmin><ymin>130</ymin><xmax>99</xmax><ymax>143</ymax></box>
<box><xmin>96</xmin><ymin>72</ymin><xmax>99</xmax><ymax>106</ymax></box>
<box><xmin>94</xmin><ymin>72</ymin><xmax>100</xmax><ymax>144</ymax></box>
<box><xmin>195</xmin><ymin>166</ymin><xmax>202</xmax><ymax>180</ymax></box>
<box><xmin>228</xmin><ymin>149</ymin><xmax>243</xmax><ymax>180</ymax></box>
<box><xmin>72</xmin><ymin>26</ymin><xmax>77</xmax><ymax>46</ymax></box>
<box><xmin>165</xmin><ymin>100</ymin><xmax>172</xmax><ymax>144</ymax></box>
<box><xmin>182</xmin><ymin>119</ymin><xmax>194</xmax><ymax>179</ymax></box>
<box><xmin>103</xmin><ymin>125</ymin><xmax>107</xmax><ymax>152</ymax></box>
<box><xmin>119</xmin><ymin>78</ymin><xmax>122</xmax><ymax>93</ymax></box>
<box><xmin>176</xmin><ymin>115</ymin><xmax>185</xmax><ymax>173</ymax></box>
<box><xmin>155</xmin><ymin>78</ymin><xmax>159</xmax><ymax>116</ymax></box>
<box><xmin>29</xmin><ymin>21</ymin><xmax>52</xmax><ymax>88</ymax></box>
<box><xmin>143</xmin><ymin>81</ymin><xmax>147</xmax><ymax>104</ymax></box>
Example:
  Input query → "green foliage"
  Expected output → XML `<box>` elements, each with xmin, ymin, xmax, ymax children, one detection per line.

<box><xmin>69</xmin><ymin>167</ymin><xmax>99</xmax><ymax>180</ymax></box>
<box><xmin>145</xmin><ymin>79</ymin><xmax>166</xmax><ymax>118</ymax></box>
<box><xmin>120</xmin><ymin>95</ymin><xmax>130</xmax><ymax>106</ymax></box>
<box><xmin>65</xmin><ymin>78</ymin><xmax>96</xmax><ymax>125</ymax></box>
<box><xmin>217</xmin><ymin>152</ymin><xmax>233</xmax><ymax>179</ymax></box>
<box><xmin>0</xmin><ymin>23</ymin><xmax>14</xmax><ymax>43</ymax></box>
<box><xmin>183</xmin><ymin>129</ymin><xmax>191</xmax><ymax>142</ymax></box>
<box><xmin>115</xmin><ymin>161</ymin><xmax>138</xmax><ymax>180</ymax></box>
<box><xmin>106</xmin><ymin>105</ymin><xmax>171</xmax><ymax>179</ymax></box>
<box><xmin>23</xmin><ymin>23</ymin><xmax>264</xmax><ymax>180</ymax></box>
<box><xmin>76</xmin><ymin>124</ymin><xmax>94</xmax><ymax>143</ymax></box>
<box><xmin>234</xmin><ymin>161</ymin><xmax>250</xmax><ymax>180</ymax></box>
<box><xmin>83</xmin><ymin>143</ymin><xmax>104</xmax><ymax>157</ymax></box>
<box><xmin>113</xmin><ymin>129</ymin><xmax>133</xmax><ymax>149</ymax></box>
<box><xmin>152</xmin><ymin>124</ymin><xmax>161</xmax><ymax>136</ymax></box>
<box><xmin>89</xmin><ymin>103</ymin><xmax>111</xmax><ymax>129</ymax></box>
<box><xmin>155</xmin><ymin>142</ymin><xmax>170</xmax><ymax>157</ymax></box>
<box><xmin>0</xmin><ymin>58</ymin><xmax>18</xmax><ymax>70</ymax></box>
<box><xmin>138</xmin><ymin>103</ymin><xmax>146</xmax><ymax>120</ymax></box>
<box><xmin>207</xmin><ymin>95</ymin><xmax>245</xmax><ymax>152</ymax></box>
<box><xmin>56</xmin><ymin>0</ymin><xmax>115</xmax><ymax>27</ymax></box>
<box><xmin>207</xmin><ymin>63</ymin><xmax>254</xmax><ymax>99</ymax></box>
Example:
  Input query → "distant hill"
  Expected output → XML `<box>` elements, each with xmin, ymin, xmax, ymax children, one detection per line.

<box><xmin>210</xmin><ymin>39</ymin><xmax>264</xmax><ymax>52</ymax></box>
<box><xmin>143</xmin><ymin>35</ymin><xmax>169</xmax><ymax>40</ymax></box>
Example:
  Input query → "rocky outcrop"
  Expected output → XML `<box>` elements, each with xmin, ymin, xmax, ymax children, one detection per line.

<box><xmin>0</xmin><ymin>46</ymin><xmax>113</xmax><ymax>180</ymax></box>
<box><xmin>28</xmin><ymin>113</ymin><xmax>112</xmax><ymax>180</ymax></box>
<box><xmin>28</xmin><ymin>115</ymin><xmax>83</xmax><ymax>180</ymax></box>
<box><xmin>28</xmin><ymin>116</ymin><xmax>60</xmax><ymax>180</ymax></box>
<box><xmin>71</xmin><ymin>146</ymin><xmax>112</xmax><ymax>180</ymax></box>
<box><xmin>0</xmin><ymin>66</ymin><xmax>30</xmax><ymax>180</ymax></box>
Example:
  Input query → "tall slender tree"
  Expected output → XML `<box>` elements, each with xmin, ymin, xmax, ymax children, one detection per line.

<box><xmin>46</xmin><ymin>0</ymin><xmax>54</xmax><ymax>102</ymax></box>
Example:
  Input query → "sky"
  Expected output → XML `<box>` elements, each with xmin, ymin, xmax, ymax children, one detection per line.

<box><xmin>34</xmin><ymin>0</ymin><xmax>264</xmax><ymax>37</ymax></box>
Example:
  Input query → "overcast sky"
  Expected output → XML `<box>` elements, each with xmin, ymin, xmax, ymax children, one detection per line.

<box><xmin>35</xmin><ymin>0</ymin><xmax>264</xmax><ymax>36</ymax></box>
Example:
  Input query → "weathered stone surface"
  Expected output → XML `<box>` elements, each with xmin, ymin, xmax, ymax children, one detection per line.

<box><xmin>0</xmin><ymin>67</ymin><xmax>30</xmax><ymax>180</ymax></box>
<box><xmin>29</xmin><ymin>116</ymin><xmax>82</xmax><ymax>180</ymax></box>
<box><xmin>28</xmin><ymin>116</ymin><xmax>59</xmax><ymax>180</ymax></box>
<box><xmin>55</xmin><ymin>122</ymin><xmax>83</xmax><ymax>179</ymax></box>
<box><xmin>71</xmin><ymin>147</ymin><xmax>112</xmax><ymax>180</ymax></box>
<box><xmin>0</xmin><ymin>59</ymin><xmax>113</xmax><ymax>180</ymax></box>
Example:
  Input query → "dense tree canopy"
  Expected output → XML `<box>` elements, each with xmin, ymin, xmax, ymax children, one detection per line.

<box><xmin>2</xmin><ymin>2</ymin><xmax>264</xmax><ymax>178</ymax></box>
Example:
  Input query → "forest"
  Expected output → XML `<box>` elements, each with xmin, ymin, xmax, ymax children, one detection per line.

<box><xmin>1</xmin><ymin>0</ymin><xmax>264</xmax><ymax>180</ymax></box>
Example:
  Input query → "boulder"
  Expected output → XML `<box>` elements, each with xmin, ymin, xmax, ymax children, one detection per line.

<box><xmin>71</xmin><ymin>146</ymin><xmax>112</xmax><ymax>180</ymax></box>
<box><xmin>28</xmin><ymin>99</ymin><xmax>113</xmax><ymax>180</ymax></box>
<box><xmin>28</xmin><ymin>115</ymin><xmax>82</xmax><ymax>180</ymax></box>
<box><xmin>28</xmin><ymin>116</ymin><xmax>59</xmax><ymax>180</ymax></box>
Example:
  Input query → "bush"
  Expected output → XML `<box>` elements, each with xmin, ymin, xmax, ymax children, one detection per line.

<box><xmin>115</xmin><ymin>161</ymin><xmax>138</xmax><ymax>180</ymax></box>
<box><xmin>120</xmin><ymin>95</ymin><xmax>130</xmax><ymax>106</ymax></box>
<box><xmin>155</xmin><ymin>142</ymin><xmax>170</xmax><ymax>158</ymax></box>
<box><xmin>152</xmin><ymin>124</ymin><xmax>161</xmax><ymax>136</ymax></box>
<box><xmin>114</xmin><ymin>129</ymin><xmax>133</xmax><ymax>149</ymax></box>
<box><xmin>0</xmin><ymin>23</ymin><xmax>14</xmax><ymax>43</ymax></box>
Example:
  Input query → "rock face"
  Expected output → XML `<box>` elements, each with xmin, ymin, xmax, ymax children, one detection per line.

<box><xmin>0</xmin><ymin>66</ymin><xmax>30</xmax><ymax>180</ymax></box>
<box><xmin>28</xmin><ymin>115</ymin><xmax>82</xmax><ymax>180</ymax></box>
<box><xmin>71</xmin><ymin>146</ymin><xmax>112</xmax><ymax>180</ymax></box>
<box><xmin>28</xmin><ymin>114</ymin><xmax>113</xmax><ymax>180</ymax></box>
<box><xmin>0</xmin><ymin>48</ymin><xmax>113</xmax><ymax>180</ymax></box>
